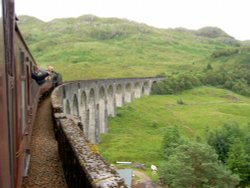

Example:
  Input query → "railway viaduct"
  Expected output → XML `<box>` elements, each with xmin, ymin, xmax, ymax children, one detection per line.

<box><xmin>50</xmin><ymin>77</ymin><xmax>164</xmax><ymax>187</ymax></box>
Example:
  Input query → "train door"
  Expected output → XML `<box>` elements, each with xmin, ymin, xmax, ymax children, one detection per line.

<box><xmin>19</xmin><ymin>50</ymin><xmax>29</xmax><ymax>178</ymax></box>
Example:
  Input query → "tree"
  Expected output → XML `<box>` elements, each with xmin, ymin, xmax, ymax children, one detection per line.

<box><xmin>206</xmin><ymin>123</ymin><xmax>250</xmax><ymax>186</ymax></box>
<box><xmin>159</xmin><ymin>142</ymin><xmax>240</xmax><ymax>188</ymax></box>
<box><xmin>161</xmin><ymin>126</ymin><xmax>183</xmax><ymax>159</ymax></box>
<box><xmin>226</xmin><ymin>139</ymin><xmax>250</xmax><ymax>186</ymax></box>
<box><xmin>207</xmin><ymin>131</ymin><xmax>228</xmax><ymax>163</ymax></box>
<box><xmin>207</xmin><ymin>123</ymin><xmax>242</xmax><ymax>163</ymax></box>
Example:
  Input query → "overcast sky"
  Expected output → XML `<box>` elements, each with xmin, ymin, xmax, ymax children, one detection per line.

<box><xmin>15</xmin><ymin>0</ymin><xmax>250</xmax><ymax>40</ymax></box>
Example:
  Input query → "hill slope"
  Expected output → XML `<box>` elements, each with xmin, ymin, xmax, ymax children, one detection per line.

<box><xmin>98</xmin><ymin>86</ymin><xmax>250</xmax><ymax>166</ymax></box>
<box><xmin>18</xmin><ymin>15</ymin><xmax>250</xmax><ymax>80</ymax></box>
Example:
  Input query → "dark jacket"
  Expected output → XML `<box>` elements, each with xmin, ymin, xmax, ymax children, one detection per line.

<box><xmin>31</xmin><ymin>71</ymin><xmax>49</xmax><ymax>85</ymax></box>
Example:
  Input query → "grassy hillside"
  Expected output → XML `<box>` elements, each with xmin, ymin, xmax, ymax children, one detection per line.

<box><xmin>97</xmin><ymin>87</ymin><xmax>250</xmax><ymax>168</ymax></box>
<box><xmin>17</xmin><ymin>15</ymin><xmax>250</xmax><ymax>81</ymax></box>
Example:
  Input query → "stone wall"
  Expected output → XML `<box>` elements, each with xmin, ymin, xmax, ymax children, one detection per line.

<box><xmin>51</xmin><ymin>88</ymin><xmax>127</xmax><ymax>188</ymax></box>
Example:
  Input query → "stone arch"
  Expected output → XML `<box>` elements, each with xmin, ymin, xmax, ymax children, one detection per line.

<box><xmin>115</xmin><ymin>84</ymin><xmax>123</xmax><ymax>107</ymax></box>
<box><xmin>151</xmin><ymin>80</ymin><xmax>158</xmax><ymax>93</ymax></box>
<box><xmin>134</xmin><ymin>82</ymin><xmax>142</xmax><ymax>98</ymax></box>
<box><xmin>62</xmin><ymin>86</ymin><xmax>66</xmax><ymax>98</ymax></box>
<box><xmin>72</xmin><ymin>94</ymin><xmax>79</xmax><ymax>116</ymax></box>
<box><xmin>98</xmin><ymin>87</ymin><xmax>107</xmax><ymax>134</ymax></box>
<box><xmin>80</xmin><ymin>91</ymin><xmax>88</xmax><ymax>135</ymax></box>
<box><xmin>88</xmin><ymin>88</ymin><xmax>97</xmax><ymax>143</ymax></box>
<box><xmin>107</xmin><ymin>85</ymin><xmax>115</xmax><ymax>117</ymax></box>
<box><xmin>125</xmin><ymin>83</ymin><xmax>132</xmax><ymax>103</ymax></box>
<box><xmin>65</xmin><ymin>99</ymin><xmax>71</xmax><ymax>114</ymax></box>
<box><xmin>142</xmin><ymin>81</ymin><xmax>150</xmax><ymax>96</ymax></box>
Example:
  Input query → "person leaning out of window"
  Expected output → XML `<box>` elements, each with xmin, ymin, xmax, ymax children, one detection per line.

<box><xmin>31</xmin><ymin>66</ymin><xmax>51</xmax><ymax>85</ymax></box>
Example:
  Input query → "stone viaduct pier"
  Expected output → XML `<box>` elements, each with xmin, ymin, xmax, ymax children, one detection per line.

<box><xmin>50</xmin><ymin>77</ymin><xmax>164</xmax><ymax>187</ymax></box>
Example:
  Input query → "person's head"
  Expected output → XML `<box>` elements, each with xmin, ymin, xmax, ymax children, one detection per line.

<box><xmin>48</xmin><ymin>65</ymin><xmax>54</xmax><ymax>72</ymax></box>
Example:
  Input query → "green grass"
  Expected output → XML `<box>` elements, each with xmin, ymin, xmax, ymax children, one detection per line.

<box><xmin>97</xmin><ymin>87</ymin><xmax>250</xmax><ymax>169</ymax></box>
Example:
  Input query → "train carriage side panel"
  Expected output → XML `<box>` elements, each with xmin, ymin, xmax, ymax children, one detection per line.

<box><xmin>14</xmin><ymin>25</ymin><xmax>41</xmax><ymax>187</ymax></box>
<box><xmin>0</xmin><ymin>0</ymin><xmax>12</xmax><ymax>187</ymax></box>
<box><xmin>1</xmin><ymin>0</ymin><xmax>42</xmax><ymax>187</ymax></box>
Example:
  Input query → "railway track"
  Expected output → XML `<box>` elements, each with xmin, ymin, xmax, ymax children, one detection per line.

<box><xmin>22</xmin><ymin>97</ymin><xmax>67</xmax><ymax>188</ymax></box>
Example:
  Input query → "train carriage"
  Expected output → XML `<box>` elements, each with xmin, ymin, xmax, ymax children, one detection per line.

<box><xmin>0</xmin><ymin>0</ymin><xmax>57</xmax><ymax>187</ymax></box>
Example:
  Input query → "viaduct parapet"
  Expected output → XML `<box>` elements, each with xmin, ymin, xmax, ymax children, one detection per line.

<box><xmin>51</xmin><ymin>77</ymin><xmax>164</xmax><ymax>187</ymax></box>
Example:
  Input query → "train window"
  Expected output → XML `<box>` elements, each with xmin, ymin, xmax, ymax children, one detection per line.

<box><xmin>20</xmin><ymin>50</ymin><xmax>25</xmax><ymax>76</ymax></box>
<box><xmin>19</xmin><ymin>52</ymin><xmax>27</xmax><ymax>133</ymax></box>
<box><xmin>21</xmin><ymin>80</ymin><xmax>26</xmax><ymax>134</ymax></box>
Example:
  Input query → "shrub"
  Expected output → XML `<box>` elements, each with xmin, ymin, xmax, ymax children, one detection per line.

<box><xmin>159</xmin><ymin>141</ymin><xmax>240</xmax><ymax>187</ymax></box>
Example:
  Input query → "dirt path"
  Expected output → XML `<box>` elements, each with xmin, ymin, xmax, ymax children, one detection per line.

<box><xmin>133</xmin><ymin>170</ymin><xmax>163</xmax><ymax>188</ymax></box>
<box><xmin>22</xmin><ymin>97</ymin><xmax>67</xmax><ymax>188</ymax></box>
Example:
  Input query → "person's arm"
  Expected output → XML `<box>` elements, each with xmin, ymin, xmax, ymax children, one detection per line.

<box><xmin>32</xmin><ymin>72</ymin><xmax>49</xmax><ymax>81</ymax></box>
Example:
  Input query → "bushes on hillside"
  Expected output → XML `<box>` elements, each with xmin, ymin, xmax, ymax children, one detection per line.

<box><xmin>151</xmin><ymin>72</ymin><xmax>202</xmax><ymax>95</ymax></box>
<box><xmin>211</xmin><ymin>48</ymin><xmax>239</xmax><ymax>58</ymax></box>
<box><xmin>211</xmin><ymin>46</ymin><xmax>250</xmax><ymax>58</ymax></box>
<box><xmin>152</xmin><ymin>65</ymin><xmax>250</xmax><ymax>97</ymax></box>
